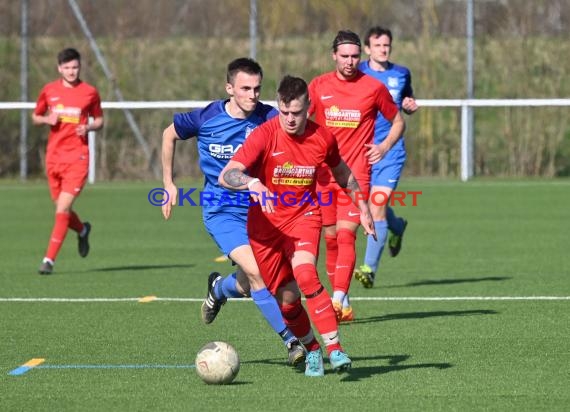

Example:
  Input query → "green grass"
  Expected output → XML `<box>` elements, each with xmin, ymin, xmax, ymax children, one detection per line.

<box><xmin>1</xmin><ymin>179</ymin><xmax>569</xmax><ymax>411</ymax></box>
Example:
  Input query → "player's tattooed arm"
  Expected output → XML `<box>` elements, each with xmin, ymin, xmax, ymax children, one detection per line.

<box><xmin>331</xmin><ymin>159</ymin><xmax>376</xmax><ymax>240</ymax></box>
<box><xmin>332</xmin><ymin>160</ymin><xmax>364</xmax><ymax>204</ymax></box>
<box><xmin>346</xmin><ymin>175</ymin><xmax>360</xmax><ymax>193</ymax></box>
<box><xmin>219</xmin><ymin>160</ymin><xmax>258</xmax><ymax>191</ymax></box>
<box><xmin>219</xmin><ymin>160</ymin><xmax>273</xmax><ymax>212</ymax></box>
<box><xmin>223</xmin><ymin>167</ymin><xmax>250</xmax><ymax>189</ymax></box>
<box><xmin>332</xmin><ymin>159</ymin><xmax>359</xmax><ymax>190</ymax></box>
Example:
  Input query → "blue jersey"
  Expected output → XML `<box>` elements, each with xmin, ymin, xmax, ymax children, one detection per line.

<box><xmin>359</xmin><ymin>61</ymin><xmax>413</xmax><ymax>151</ymax></box>
<box><xmin>173</xmin><ymin>100</ymin><xmax>277</xmax><ymax>214</ymax></box>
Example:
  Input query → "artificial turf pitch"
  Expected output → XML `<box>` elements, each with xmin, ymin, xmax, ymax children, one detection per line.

<box><xmin>1</xmin><ymin>179</ymin><xmax>568</xmax><ymax>411</ymax></box>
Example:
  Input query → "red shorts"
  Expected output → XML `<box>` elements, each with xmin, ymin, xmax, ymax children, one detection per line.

<box><xmin>318</xmin><ymin>178</ymin><xmax>370</xmax><ymax>226</ymax></box>
<box><xmin>46</xmin><ymin>159</ymin><xmax>88</xmax><ymax>201</ymax></box>
<box><xmin>248</xmin><ymin>214</ymin><xmax>321</xmax><ymax>296</ymax></box>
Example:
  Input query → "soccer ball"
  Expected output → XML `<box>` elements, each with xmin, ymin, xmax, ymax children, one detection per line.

<box><xmin>195</xmin><ymin>341</ymin><xmax>240</xmax><ymax>385</ymax></box>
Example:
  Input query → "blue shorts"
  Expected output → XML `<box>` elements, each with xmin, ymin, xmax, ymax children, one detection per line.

<box><xmin>203</xmin><ymin>211</ymin><xmax>249</xmax><ymax>256</ymax></box>
<box><xmin>370</xmin><ymin>149</ymin><xmax>407</xmax><ymax>189</ymax></box>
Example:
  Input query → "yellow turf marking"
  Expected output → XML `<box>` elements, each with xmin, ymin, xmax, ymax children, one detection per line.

<box><xmin>24</xmin><ymin>358</ymin><xmax>45</xmax><ymax>367</ymax></box>
<box><xmin>138</xmin><ymin>296</ymin><xmax>157</xmax><ymax>303</ymax></box>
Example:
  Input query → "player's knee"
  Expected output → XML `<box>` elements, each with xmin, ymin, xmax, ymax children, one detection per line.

<box><xmin>369</xmin><ymin>202</ymin><xmax>387</xmax><ymax>220</ymax></box>
<box><xmin>238</xmin><ymin>264</ymin><xmax>262</xmax><ymax>286</ymax></box>
<box><xmin>322</xmin><ymin>224</ymin><xmax>336</xmax><ymax>237</ymax></box>
<box><xmin>276</xmin><ymin>281</ymin><xmax>301</xmax><ymax>304</ymax></box>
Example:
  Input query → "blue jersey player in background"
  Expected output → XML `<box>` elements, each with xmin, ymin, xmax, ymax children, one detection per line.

<box><xmin>161</xmin><ymin>58</ymin><xmax>306</xmax><ymax>366</ymax></box>
<box><xmin>355</xmin><ymin>26</ymin><xmax>419</xmax><ymax>288</ymax></box>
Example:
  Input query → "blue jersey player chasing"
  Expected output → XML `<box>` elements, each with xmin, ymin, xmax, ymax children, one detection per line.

<box><xmin>161</xmin><ymin>58</ymin><xmax>306</xmax><ymax>366</ymax></box>
<box><xmin>354</xmin><ymin>26</ymin><xmax>419</xmax><ymax>288</ymax></box>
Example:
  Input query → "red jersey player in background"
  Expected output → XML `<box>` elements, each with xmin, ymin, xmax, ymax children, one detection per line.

<box><xmin>308</xmin><ymin>30</ymin><xmax>405</xmax><ymax>321</ymax></box>
<box><xmin>32</xmin><ymin>48</ymin><xmax>104</xmax><ymax>275</ymax></box>
<box><xmin>219</xmin><ymin>75</ymin><xmax>375</xmax><ymax>377</ymax></box>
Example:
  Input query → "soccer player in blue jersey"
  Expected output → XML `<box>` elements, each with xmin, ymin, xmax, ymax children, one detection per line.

<box><xmin>161</xmin><ymin>58</ymin><xmax>306</xmax><ymax>366</ymax></box>
<box><xmin>354</xmin><ymin>26</ymin><xmax>419</xmax><ymax>288</ymax></box>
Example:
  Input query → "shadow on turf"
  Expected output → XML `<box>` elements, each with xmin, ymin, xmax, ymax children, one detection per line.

<box><xmin>242</xmin><ymin>354</ymin><xmax>452</xmax><ymax>381</ymax></box>
<box><xmin>384</xmin><ymin>276</ymin><xmax>511</xmax><ymax>288</ymax></box>
<box><xmin>347</xmin><ymin>309</ymin><xmax>498</xmax><ymax>325</ymax></box>
<box><xmin>87</xmin><ymin>263</ymin><xmax>196</xmax><ymax>272</ymax></box>
<box><xmin>340</xmin><ymin>355</ymin><xmax>453</xmax><ymax>382</ymax></box>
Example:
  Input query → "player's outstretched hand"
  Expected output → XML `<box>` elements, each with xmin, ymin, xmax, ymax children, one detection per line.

<box><xmin>45</xmin><ymin>111</ymin><xmax>59</xmax><ymax>126</ymax></box>
<box><xmin>249</xmin><ymin>181</ymin><xmax>275</xmax><ymax>214</ymax></box>
<box><xmin>365</xmin><ymin>143</ymin><xmax>388</xmax><ymax>165</ymax></box>
<box><xmin>360</xmin><ymin>208</ymin><xmax>377</xmax><ymax>241</ymax></box>
<box><xmin>76</xmin><ymin>124</ymin><xmax>89</xmax><ymax>136</ymax></box>
<box><xmin>402</xmin><ymin>97</ymin><xmax>418</xmax><ymax>114</ymax></box>
<box><xmin>162</xmin><ymin>183</ymin><xmax>178</xmax><ymax>220</ymax></box>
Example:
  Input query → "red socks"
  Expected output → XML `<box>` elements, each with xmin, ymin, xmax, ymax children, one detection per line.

<box><xmin>334</xmin><ymin>229</ymin><xmax>356</xmax><ymax>293</ymax></box>
<box><xmin>324</xmin><ymin>234</ymin><xmax>338</xmax><ymax>287</ymax></box>
<box><xmin>280</xmin><ymin>299</ymin><xmax>320</xmax><ymax>352</ymax></box>
<box><xmin>68</xmin><ymin>211</ymin><xmax>84</xmax><ymax>233</ymax></box>
<box><xmin>45</xmin><ymin>212</ymin><xmax>71</xmax><ymax>261</ymax></box>
<box><xmin>294</xmin><ymin>263</ymin><xmax>342</xmax><ymax>353</ymax></box>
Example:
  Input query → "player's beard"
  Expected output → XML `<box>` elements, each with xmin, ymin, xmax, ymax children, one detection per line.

<box><xmin>341</xmin><ymin>66</ymin><xmax>357</xmax><ymax>79</ymax></box>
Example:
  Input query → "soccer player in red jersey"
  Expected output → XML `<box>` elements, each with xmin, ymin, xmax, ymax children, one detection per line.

<box><xmin>32</xmin><ymin>48</ymin><xmax>103</xmax><ymax>275</ymax></box>
<box><xmin>219</xmin><ymin>75</ymin><xmax>375</xmax><ymax>377</ymax></box>
<box><xmin>308</xmin><ymin>30</ymin><xmax>405</xmax><ymax>321</ymax></box>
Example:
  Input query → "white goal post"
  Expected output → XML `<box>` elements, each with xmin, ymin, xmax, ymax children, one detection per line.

<box><xmin>2</xmin><ymin>98</ymin><xmax>570</xmax><ymax>182</ymax></box>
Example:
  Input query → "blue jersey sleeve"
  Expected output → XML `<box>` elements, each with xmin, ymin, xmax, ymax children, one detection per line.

<box><xmin>400</xmin><ymin>66</ymin><xmax>414</xmax><ymax>100</ymax></box>
<box><xmin>173</xmin><ymin>100</ymin><xmax>225</xmax><ymax>140</ymax></box>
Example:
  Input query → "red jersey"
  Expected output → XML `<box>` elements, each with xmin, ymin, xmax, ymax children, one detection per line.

<box><xmin>308</xmin><ymin>70</ymin><xmax>398</xmax><ymax>183</ymax></box>
<box><xmin>34</xmin><ymin>79</ymin><xmax>103</xmax><ymax>164</ymax></box>
<box><xmin>232</xmin><ymin>116</ymin><xmax>341</xmax><ymax>230</ymax></box>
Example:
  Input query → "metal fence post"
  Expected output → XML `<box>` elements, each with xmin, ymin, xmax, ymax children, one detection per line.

<box><xmin>461</xmin><ymin>103</ymin><xmax>474</xmax><ymax>181</ymax></box>
<box><xmin>88</xmin><ymin>117</ymin><xmax>95</xmax><ymax>184</ymax></box>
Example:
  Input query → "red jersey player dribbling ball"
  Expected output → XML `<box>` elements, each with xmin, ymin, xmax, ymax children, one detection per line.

<box><xmin>220</xmin><ymin>76</ymin><xmax>375</xmax><ymax>376</ymax></box>
<box><xmin>233</xmin><ymin>114</ymin><xmax>341</xmax><ymax>293</ymax></box>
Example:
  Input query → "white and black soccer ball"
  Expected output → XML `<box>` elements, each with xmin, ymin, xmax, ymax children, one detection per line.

<box><xmin>195</xmin><ymin>341</ymin><xmax>240</xmax><ymax>385</ymax></box>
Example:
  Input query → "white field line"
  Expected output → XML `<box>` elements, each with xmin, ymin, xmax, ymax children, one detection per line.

<box><xmin>0</xmin><ymin>296</ymin><xmax>569</xmax><ymax>303</ymax></box>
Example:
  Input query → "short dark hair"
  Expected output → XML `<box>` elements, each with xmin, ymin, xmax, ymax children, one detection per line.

<box><xmin>332</xmin><ymin>30</ymin><xmax>361</xmax><ymax>52</ymax></box>
<box><xmin>277</xmin><ymin>75</ymin><xmax>308</xmax><ymax>105</ymax></box>
<box><xmin>226</xmin><ymin>57</ymin><xmax>263</xmax><ymax>84</ymax></box>
<box><xmin>364</xmin><ymin>26</ymin><xmax>393</xmax><ymax>47</ymax></box>
<box><xmin>57</xmin><ymin>48</ymin><xmax>81</xmax><ymax>65</ymax></box>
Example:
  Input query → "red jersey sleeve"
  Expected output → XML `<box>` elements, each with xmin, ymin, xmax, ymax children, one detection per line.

<box><xmin>89</xmin><ymin>90</ymin><xmax>103</xmax><ymax>118</ymax></box>
<box><xmin>307</xmin><ymin>79</ymin><xmax>317</xmax><ymax>117</ymax></box>
<box><xmin>376</xmin><ymin>83</ymin><xmax>399</xmax><ymax>122</ymax></box>
<box><xmin>34</xmin><ymin>87</ymin><xmax>48</xmax><ymax>115</ymax></box>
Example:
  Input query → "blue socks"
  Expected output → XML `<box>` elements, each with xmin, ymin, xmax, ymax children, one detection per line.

<box><xmin>214</xmin><ymin>276</ymin><xmax>294</xmax><ymax>346</ymax></box>
<box><xmin>251</xmin><ymin>288</ymin><xmax>290</xmax><ymax>342</ymax></box>
<box><xmin>363</xmin><ymin>220</ymin><xmax>388</xmax><ymax>273</ymax></box>
<box><xmin>387</xmin><ymin>207</ymin><xmax>404</xmax><ymax>235</ymax></box>
<box><xmin>213</xmin><ymin>273</ymin><xmax>243</xmax><ymax>299</ymax></box>
<box><xmin>278</xmin><ymin>327</ymin><xmax>296</xmax><ymax>345</ymax></box>
<box><xmin>361</xmin><ymin>208</ymin><xmax>405</xmax><ymax>273</ymax></box>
